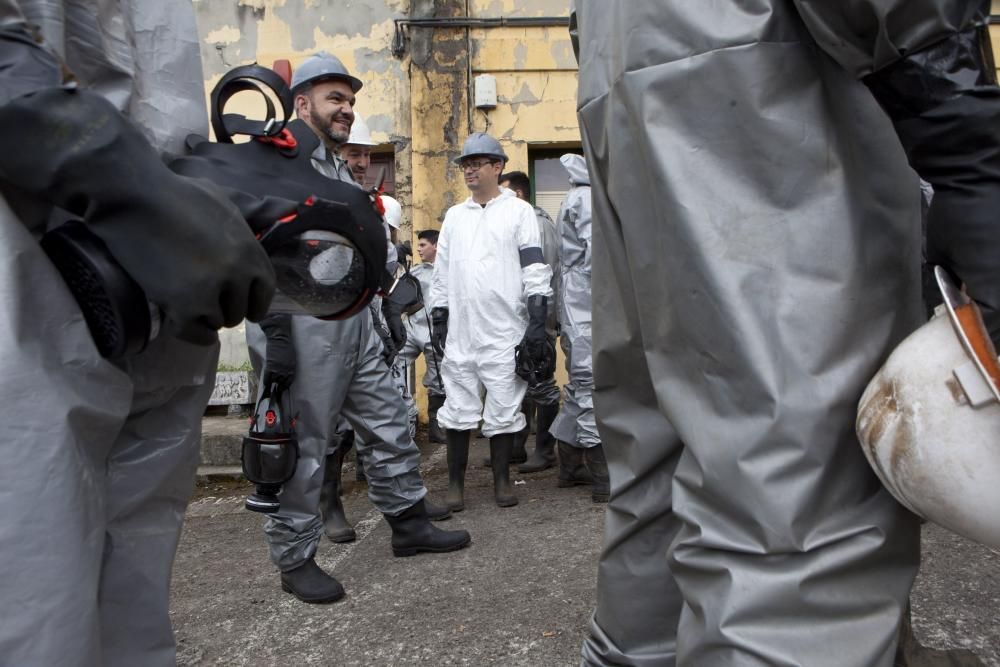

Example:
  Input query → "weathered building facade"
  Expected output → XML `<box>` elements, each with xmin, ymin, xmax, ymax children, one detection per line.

<box><xmin>196</xmin><ymin>0</ymin><xmax>580</xmax><ymax>409</ymax></box>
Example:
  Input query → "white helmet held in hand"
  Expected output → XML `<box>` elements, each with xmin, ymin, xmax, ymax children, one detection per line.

<box><xmin>857</xmin><ymin>266</ymin><xmax>1000</xmax><ymax>549</ymax></box>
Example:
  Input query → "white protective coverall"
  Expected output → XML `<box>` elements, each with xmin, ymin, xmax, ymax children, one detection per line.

<box><xmin>431</xmin><ymin>189</ymin><xmax>553</xmax><ymax>436</ymax></box>
<box><xmin>572</xmin><ymin>1</ymin><xmax>953</xmax><ymax>665</ymax></box>
<box><xmin>0</xmin><ymin>2</ymin><xmax>221</xmax><ymax>665</ymax></box>
<box><xmin>548</xmin><ymin>154</ymin><xmax>598</xmax><ymax>449</ymax></box>
<box><xmin>246</xmin><ymin>131</ymin><xmax>425</xmax><ymax>572</ymax></box>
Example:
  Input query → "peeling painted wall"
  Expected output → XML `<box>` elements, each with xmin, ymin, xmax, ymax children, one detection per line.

<box><xmin>192</xmin><ymin>0</ymin><xmax>579</xmax><ymax>408</ymax></box>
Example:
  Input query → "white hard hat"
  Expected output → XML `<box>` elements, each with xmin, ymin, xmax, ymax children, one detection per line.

<box><xmin>346</xmin><ymin>113</ymin><xmax>377</xmax><ymax>147</ymax></box>
<box><xmin>381</xmin><ymin>195</ymin><xmax>402</xmax><ymax>230</ymax></box>
<box><xmin>453</xmin><ymin>132</ymin><xmax>507</xmax><ymax>164</ymax></box>
<box><xmin>857</xmin><ymin>266</ymin><xmax>1000</xmax><ymax>549</ymax></box>
<box><xmin>291</xmin><ymin>52</ymin><xmax>363</xmax><ymax>95</ymax></box>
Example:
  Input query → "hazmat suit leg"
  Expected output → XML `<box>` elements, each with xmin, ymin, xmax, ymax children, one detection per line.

<box><xmin>99</xmin><ymin>336</ymin><xmax>218</xmax><ymax>665</ymax></box>
<box><xmin>0</xmin><ymin>200</ymin><xmax>219</xmax><ymax>667</ymax></box>
<box><xmin>0</xmin><ymin>202</ymin><xmax>132</xmax><ymax>666</ymax></box>
<box><xmin>575</xmin><ymin>2</ymin><xmax>922</xmax><ymax>664</ymax></box>
<box><xmin>339</xmin><ymin>317</ymin><xmax>426</xmax><ymax>516</ymax></box>
<box><xmin>248</xmin><ymin>314</ymin><xmax>427</xmax><ymax>571</ymax></box>
<box><xmin>438</xmin><ymin>346</ymin><xmax>528</xmax><ymax>438</ymax></box>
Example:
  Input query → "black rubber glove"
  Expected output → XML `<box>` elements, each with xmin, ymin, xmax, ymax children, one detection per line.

<box><xmin>382</xmin><ymin>295</ymin><xmax>407</xmax><ymax>352</ymax></box>
<box><xmin>260</xmin><ymin>314</ymin><xmax>295</xmax><ymax>390</ymax></box>
<box><xmin>395</xmin><ymin>241</ymin><xmax>412</xmax><ymax>265</ymax></box>
<box><xmin>431</xmin><ymin>307</ymin><xmax>449</xmax><ymax>357</ymax></box>
<box><xmin>522</xmin><ymin>295</ymin><xmax>555</xmax><ymax>381</ymax></box>
<box><xmin>0</xmin><ymin>87</ymin><xmax>276</xmax><ymax>345</ymax></box>
<box><xmin>864</xmin><ymin>25</ymin><xmax>1000</xmax><ymax>345</ymax></box>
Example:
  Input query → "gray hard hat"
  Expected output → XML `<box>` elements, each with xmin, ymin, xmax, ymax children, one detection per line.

<box><xmin>291</xmin><ymin>52</ymin><xmax>363</xmax><ymax>95</ymax></box>
<box><xmin>453</xmin><ymin>132</ymin><xmax>507</xmax><ymax>164</ymax></box>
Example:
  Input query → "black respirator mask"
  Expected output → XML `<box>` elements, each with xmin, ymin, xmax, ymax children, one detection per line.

<box><xmin>42</xmin><ymin>63</ymin><xmax>387</xmax><ymax>359</ymax></box>
<box><xmin>241</xmin><ymin>383</ymin><xmax>299</xmax><ymax>513</ymax></box>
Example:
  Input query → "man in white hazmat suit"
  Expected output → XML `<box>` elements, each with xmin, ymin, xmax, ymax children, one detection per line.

<box><xmin>430</xmin><ymin>132</ymin><xmax>553</xmax><ymax>510</ymax></box>
<box><xmin>0</xmin><ymin>1</ymin><xmax>277</xmax><ymax>664</ymax></box>
<box><xmin>246</xmin><ymin>52</ymin><xmax>468</xmax><ymax>605</ymax></box>
<box><xmin>547</xmin><ymin>154</ymin><xmax>608</xmax><ymax>504</ymax></box>
<box><xmin>573</xmin><ymin>1</ymin><xmax>1000</xmax><ymax>665</ymax></box>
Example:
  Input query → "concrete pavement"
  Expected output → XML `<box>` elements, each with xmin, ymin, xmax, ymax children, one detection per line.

<box><xmin>171</xmin><ymin>429</ymin><xmax>1000</xmax><ymax>666</ymax></box>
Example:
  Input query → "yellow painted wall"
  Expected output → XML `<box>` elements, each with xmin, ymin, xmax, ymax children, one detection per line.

<box><xmin>194</xmin><ymin>1</ymin><xmax>579</xmax><ymax>420</ymax></box>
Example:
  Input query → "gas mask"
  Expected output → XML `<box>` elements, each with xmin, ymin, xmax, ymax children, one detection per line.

<box><xmin>42</xmin><ymin>63</ymin><xmax>387</xmax><ymax>359</ymax></box>
<box><xmin>242</xmin><ymin>383</ymin><xmax>299</xmax><ymax>513</ymax></box>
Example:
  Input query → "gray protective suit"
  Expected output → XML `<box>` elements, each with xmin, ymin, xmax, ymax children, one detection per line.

<box><xmin>0</xmin><ymin>2</ymin><xmax>219</xmax><ymax>665</ymax></box>
<box><xmin>248</xmin><ymin>133</ymin><xmax>425</xmax><ymax>572</ymax></box>
<box><xmin>548</xmin><ymin>155</ymin><xmax>598</xmax><ymax>449</ymax></box>
<box><xmin>247</xmin><ymin>313</ymin><xmax>426</xmax><ymax>570</ymax></box>
<box><xmin>524</xmin><ymin>204</ymin><xmax>561</xmax><ymax>407</ymax></box>
<box><xmin>401</xmin><ymin>260</ymin><xmax>444</xmax><ymax>397</ymax></box>
<box><xmin>573</xmin><ymin>2</ymin><xmax>941</xmax><ymax>665</ymax></box>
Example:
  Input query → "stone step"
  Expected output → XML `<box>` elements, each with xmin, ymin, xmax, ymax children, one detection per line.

<box><xmin>200</xmin><ymin>415</ymin><xmax>249</xmax><ymax>467</ymax></box>
<box><xmin>196</xmin><ymin>465</ymin><xmax>245</xmax><ymax>482</ymax></box>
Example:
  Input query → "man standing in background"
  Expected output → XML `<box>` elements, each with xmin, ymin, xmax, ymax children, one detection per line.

<box><xmin>499</xmin><ymin>170</ymin><xmax>562</xmax><ymax>473</ymax></box>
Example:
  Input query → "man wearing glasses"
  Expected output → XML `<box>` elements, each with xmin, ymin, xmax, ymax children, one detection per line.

<box><xmin>429</xmin><ymin>133</ymin><xmax>553</xmax><ymax>511</ymax></box>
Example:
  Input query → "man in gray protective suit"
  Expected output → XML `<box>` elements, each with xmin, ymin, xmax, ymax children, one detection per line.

<box><xmin>496</xmin><ymin>170</ymin><xmax>562</xmax><ymax>473</ymax></box>
<box><xmin>247</xmin><ymin>52</ymin><xmax>470</xmax><ymax>605</ymax></box>
<box><xmin>400</xmin><ymin>229</ymin><xmax>448</xmax><ymax>444</ymax></box>
<box><xmin>572</xmin><ymin>1</ymin><xmax>1000</xmax><ymax>665</ymax></box>
<box><xmin>0</xmin><ymin>1</ymin><xmax>276</xmax><ymax>664</ymax></box>
<box><xmin>547</xmin><ymin>154</ymin><xmax>608</xmax><ymax>503</ymax></box>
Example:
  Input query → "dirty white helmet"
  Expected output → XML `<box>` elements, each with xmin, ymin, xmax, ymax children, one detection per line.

<box><xmin>857</xmin><ymin>266</ymin><xmax>1000</xmax><ymax>549</ymax></box>
<box><xmin>291</xmin><ymin>52</ymin><xmax>363</xmax><ymax>94</ymax></box>
<box><xmin>346</xmin><ymin>113</ymin><xmax>377</xmax><ymax>147</ymax></box>
<box><xmin>381</xmin><ymin>194</ymin><xmax>402</xmax><ymax>230</ymax></box>
<box><xmin>453</xmin><ymin>132</ymin><xmax>507</xmax><ymax>164</ymax></box>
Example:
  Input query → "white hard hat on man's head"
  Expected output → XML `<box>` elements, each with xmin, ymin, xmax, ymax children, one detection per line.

<box><xmin>454</xmin><ymin>132</ymin><xmax>507</xmax><ymax>164</ymax></box>
<box><xmin>857</xmin><ymin>266</ymin><xmax>1000</xmax><ymax>550</ymax></box>
<box><xmin>291</xmin><ymin>52</ymin><xmax>363</xmax><ymax>95</ymax></box>
<box><xmin>346</xmin><ymin>113</ymin><xmax>377</xmax><ymax>147</ymax></box>
<box><xmin>381</xmin><ymin>195</ymin><xmax>402</xmax><ymax>230</ymax></box>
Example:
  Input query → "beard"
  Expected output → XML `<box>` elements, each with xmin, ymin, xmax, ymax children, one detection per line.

<box><xmin>309</xmin><ymin>111</ymin><xmax>352</xmax><ymax>144</ymax></box>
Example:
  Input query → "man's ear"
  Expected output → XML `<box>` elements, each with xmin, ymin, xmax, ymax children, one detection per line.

<box><xmin>294</xmin><ymin>93</ymin><xmax>310</xmax><ymax>119</ymax></box>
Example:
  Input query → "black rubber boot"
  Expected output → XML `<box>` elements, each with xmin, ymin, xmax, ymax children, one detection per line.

<box><xmin>280</xmin><ymin>558</ymin><xmax>346</xmax><ymax>603</ymax></box>
<box><xmin>519</xmin><ymin>402</ymin><xmax>559</xmax><ymax>473</ymax></box>
<box><xmin>446</xmin><ymin>429</ymin><xmax>471</xmax><ymax>512</ymax></box>
<box><xmin>424</xmin><ymin>498</ymin><xmax>452</xmax><ymax>521</ymax></box>
<box><xmin>585</xmin><ymin>444</ymin><xmax>610</xmax><ymax>503</ymax></box>
<box><xmin>319</xmin><ymin>443</ymin><xmax>356</xmax><ymax>543</ymax></box>
<box><xmin>384</xmin><ymin>499</ymin><xmax>472</xmax><ymax>557</ymax></box>
<box><xmin>490</xmin><ymin>433</ymin><xmax>519</xmax><ymax>507</ymax></box>
<box><xmin>483</xmin><ymin>423</ymin><xmax>528</xmax><ymax>467</ymax></box>
<box><xmin>557</xmin><ymin>441</ymin><xmax>593</xmax><ymax>488</ymax></box>
<box><xmin>427</xmin><ymin>394</ymin><xmax>447</xmax><ymax>444</ymax></box>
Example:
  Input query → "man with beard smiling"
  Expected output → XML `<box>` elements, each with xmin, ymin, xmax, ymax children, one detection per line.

<box><xmin>246</xmin><ymin>52</ymin><xmax>468</xmax><ymax>605</ymax></box>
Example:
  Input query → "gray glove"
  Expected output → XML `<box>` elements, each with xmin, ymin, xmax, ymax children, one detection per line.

<box><xmin>0</xmin><ymin>86</ymin><xmax>276</xmax><ymax>345</ymax></box>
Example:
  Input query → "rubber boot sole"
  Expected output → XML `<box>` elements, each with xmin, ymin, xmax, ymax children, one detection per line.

<box><xmin>495</xmin><ymin>495</ymin><xmax>518</xmax><ymax>508</ymax></box>
<box><xmin>392</xmin><ymin>533</ymin><xmax>472</xmax><ymax>558</ymax></box>
<box><xmin>280</xmin><ymin>582</ymin><xmax>346</xmax><ymax>604</ymax></box>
